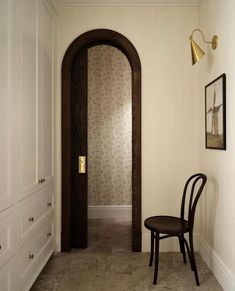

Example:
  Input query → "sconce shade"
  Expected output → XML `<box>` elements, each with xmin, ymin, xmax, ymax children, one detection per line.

<box><xmin>190</xmin><ymin>39</ymin><xmax>205</xmax><ymax>65</ymax></box>
<box><xmin>189</xmin><ymin>29</ymin><xmax>218</xmax><ymax>66</ymax></box>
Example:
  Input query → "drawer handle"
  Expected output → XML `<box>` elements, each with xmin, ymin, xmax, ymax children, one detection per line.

<box><xmin>47</xmin><ymin>232</ymin><xmax>52</xmax><ymax>237</ymax></box>
<box><xmin>38</xmin><ymin>178</ymin><xmax>46</xmax><ymax>183</ymax></box>
<box><xmin>47</xmin><ymin>202</ymin><xmax>52</xmax><ymax>207</ymax></box>
<box><xmin>29</xmin><ymin>217</ymin><xmax>34</xmax><ymax>222</ymax></box>
<box><xmin>28</xmin><ymin>254</ymin><xmax>34</xmax><ymax>259</ymax></box>
<box><xmin>0</xmin><ymin>245</ymin><xmax>1</xmax><ymax>250</ymax></box>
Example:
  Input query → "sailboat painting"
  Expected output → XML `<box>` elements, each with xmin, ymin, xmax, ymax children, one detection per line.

<box><xmin>205</xmin><ymin>74</ymin><xmax>226</xmax><ymax>150</ymax></box>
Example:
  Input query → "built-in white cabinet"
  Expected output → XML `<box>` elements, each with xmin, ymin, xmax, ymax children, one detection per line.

<box><xmin>19</xmin><ymin>0</ymin><xmax>38</xmax><ymax>199</ymax></box>
<box><xmin>19</xmin><ymin>0</ymin><xmax>54</xmax><ymax>200</ymax></box>
<box><xmin>0</xmin><ymin>0</ymin><xmax>18</xmax><ymax>213</ymax></box>
<box><xmin>0</xmin><ymin>0</ymin><xmax>56</xmax><ymax>290</ymax></box>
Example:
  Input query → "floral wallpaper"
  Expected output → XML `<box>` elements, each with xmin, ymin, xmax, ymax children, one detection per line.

<box><xmin>88</xmin><ymin>45</ymin><xmax>132</xmax><ymax>205</ymax></box>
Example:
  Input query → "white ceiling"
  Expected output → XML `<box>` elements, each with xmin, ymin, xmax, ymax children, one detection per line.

<box><xmin>55</xmin><ymin>0</ymin><xmax>202</xmax><ymax>6</ymax></box>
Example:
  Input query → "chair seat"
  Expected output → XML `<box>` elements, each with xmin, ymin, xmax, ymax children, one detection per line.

<box><xmin>144</xmin><ymin>216</ymin><xmax>189</xmax><ymax>235</ymax></box>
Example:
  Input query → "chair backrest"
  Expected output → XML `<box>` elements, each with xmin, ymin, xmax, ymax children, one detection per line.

<box><xmin>180</xmin><ymin>173</ymin><xmax>207</xmax><ymax>229</ymax></box>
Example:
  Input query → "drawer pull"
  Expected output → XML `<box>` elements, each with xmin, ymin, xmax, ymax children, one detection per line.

<box><xmin>29</xmin><ymin>254</ymin><xmax>34</xmax><ymax>259</ymax></box>
<box><xmin>42</xmin><ymin>178</ymin><xmax>46</xmax><ymax>183</ymax></box>
<box><xmin>29</xmin><ymin>217</ymin><xmax>34</xmax><ymax>222</ymax></box>
<box><xmin>0</xmin><ymin>245</ymin><xmax>1</xmax><ymax>250</ymax></box>
<box><xmin>38</xmin><ymin>178</ymin><xmax>43</xmax><ymax>183</ymax></box>
<box><xmin>47</xmin><ymin>232</ymin><xmax>52</xmax><ymax>237</ymax></box>
<box><xmin>47</xmin><ymin>202</ymin><xmax>52</xmax><ymax>207</ymax></box>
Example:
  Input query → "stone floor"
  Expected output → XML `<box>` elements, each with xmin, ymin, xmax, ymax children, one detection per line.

<box><xmin>31</xmin><ymin>219</ymin><xmax>223</xmax><ymax>291</ymax></box>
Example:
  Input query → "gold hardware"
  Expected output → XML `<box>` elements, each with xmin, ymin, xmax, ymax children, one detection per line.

<box><xmin>29</xmin><ymin>254</ymin><xmax>34</xmax><ymax>259</ymax></box>
<box><xmin>78</xmin><ymin>156</ymin><xmax>86</xmax><ymax>174</ymax></box>
<box><xmin>47</xmin><ymin>232</ymin><xmax>52</xmax><ymax>237</ymax></box>
<box><xmin>190</xmin><ymin>39</ymin><xmax>205</xmax><ymax>65</ymax></box>
<box><xmin>29</xmin><ymin>217</ymin><xmax>34</xmax><ymax>222</ymax></box>
<box><xmin>189</xmin><ymin>29</ymin><xmax>218</xmax><ymax>65</ymax></box>
<box><xmin>47</xmin><ymin>202</ymin><xmax>52</xmax><ymax>207</ymax></box>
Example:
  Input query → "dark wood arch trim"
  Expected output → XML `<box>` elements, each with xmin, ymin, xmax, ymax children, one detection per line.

<box><xmin>62</xmin><ymin>29</ymin><xmax>141</xmax><ymax>252</ymax></box>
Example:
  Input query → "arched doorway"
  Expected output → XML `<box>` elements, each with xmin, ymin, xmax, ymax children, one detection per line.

<box><xmin>62</xmin><ymin>29</ymin><xmax>141</xmax><ymax>252</ymax></box>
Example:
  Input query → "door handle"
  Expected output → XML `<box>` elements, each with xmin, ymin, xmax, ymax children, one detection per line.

<box><xmin>78</xmin><ymin>156</ymin><xmax>86</xmax><ymax>173</ymax></box>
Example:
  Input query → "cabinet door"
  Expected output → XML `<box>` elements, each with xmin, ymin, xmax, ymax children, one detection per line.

<box><xmin>0</xmin><ymin>0</ymin><xmax>9</xmax><ymax>211</ymax></box>
<box><xmin>0</xmin><ymin>0</ymin><xmax>17</xmax><ymax>211</ymax></box>
<box><xmin>19</xmin><ymin>0</ymin><xmax>40</xmax><ymax>199</ymax></box>
<box><xmin>38</xmin><ymin>0</ymin><xmax>54</xmax><ymax>185</ymax></box>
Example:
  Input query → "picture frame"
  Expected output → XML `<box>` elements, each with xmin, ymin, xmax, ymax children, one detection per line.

<box><xmin>205</xmin><ymin>73</ymin><xmax>226</xmax><ymax>150</ymax></box>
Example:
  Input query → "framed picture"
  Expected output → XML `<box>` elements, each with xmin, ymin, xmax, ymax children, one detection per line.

<box><xmin>205</xmin><ymin>73</ymin><xmax>226</xmax><ymax>150</ymax></box>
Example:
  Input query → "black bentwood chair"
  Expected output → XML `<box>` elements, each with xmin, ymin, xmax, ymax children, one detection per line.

<box><xmin>144</xmin><ymin>173</ymin><xmax>207</xmax><ymax>286</ymax></box>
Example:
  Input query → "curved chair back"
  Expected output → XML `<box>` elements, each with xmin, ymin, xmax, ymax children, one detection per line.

<box><xmin>180</xmin><ymin>173</ymin><xmax>207</xmax><ymax>229</ymax></box>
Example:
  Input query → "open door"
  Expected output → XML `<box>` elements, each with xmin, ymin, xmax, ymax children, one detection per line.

<box><xmin>71</xmin><ymin>48</ymin><xmax>88</xmax><ymax>248</ymax></box>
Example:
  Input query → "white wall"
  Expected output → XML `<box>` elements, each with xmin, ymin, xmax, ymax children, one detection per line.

<box><xmin>55</xmin><ymin>4</ymin><xmax>201</xmax><ymax>251</ymax></box>
<box><xmin>199</xmin><ymin>0</ymin><xmax>235</xmax><ymax>290</ymax></box>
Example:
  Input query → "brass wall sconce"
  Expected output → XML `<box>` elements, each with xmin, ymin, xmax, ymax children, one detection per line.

<box><xmin>189</xmin><ymin>29</ymin><xmax>218</xmax><ymax>65</ymax></box>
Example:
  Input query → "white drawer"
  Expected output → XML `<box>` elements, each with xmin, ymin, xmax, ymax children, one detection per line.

<box><xmin>17</xmin><ymin>184</ymin><xmax>54</xmax><ymax>247</ymax></box>
<box><xmin>0</xmin><ymin>256</ymin><xmax>17</xmax><ymax>291</ymax></box>
<box><xmin>0</xmin><ymin>211</ymin><xmax>16</xmax><ymax>268</ymax></box>
<box><xmin>18</xmin><ymin>215</ymin><xmax>54</xmax><ymax>291</ymax></box>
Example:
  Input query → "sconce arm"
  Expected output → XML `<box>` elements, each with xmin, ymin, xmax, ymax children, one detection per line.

<box><xmin>189</xmin><ymin>29</ymin><xmax>211</xmax><ymax>44</ymax></box>
<box><xmin>189</xmin><ymin>29</ymin><xmax>218</xmax><ymax>50</ymax></box>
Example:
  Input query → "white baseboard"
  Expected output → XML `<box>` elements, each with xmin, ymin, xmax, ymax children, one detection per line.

<box><xmin>88</xmin><ymin>205</ymin><xmax>132</xmax><ymax>221</ymax></box>
<box><xmin>142</xmin><ymin>233</ymin><xmax>199</xmax><ymax>252</ymax></box>
<box><xmin>199</xmin><ymin>236</ymin><xmax>235</xmax><ymax>291</ymax></box>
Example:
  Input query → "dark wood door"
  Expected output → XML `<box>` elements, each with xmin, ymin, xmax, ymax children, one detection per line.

<box><xmin>62</xmin><ymin>29</ymin><xmax>141</xmax><ymax>252</ymax></box>
<box><xmin>71</xmin><ymin>48</ymin><xmax>88</xmax><ymax>248</ymax></box>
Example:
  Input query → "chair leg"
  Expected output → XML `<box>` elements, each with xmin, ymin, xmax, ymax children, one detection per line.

<box><xmin>153</xmin><ymin>232</ymin><xmax>159</xmax><ymax>285</ymax></box>
<box><xmin>189</xmin><ymin>232</ymin><xmax>200</xmax><ymax>286</ymax></box>
<box><xmin>149</xmin><ymin>231</ymin><xmax>155</xmax><ymax>266</ymax></box>
<box><xmin>178</xmin><ymin>235</ymin><xmax>186</xmax><ymax>264</ymax></box>
<box><xmin>183</xmin><ymin>237</ymin><xmax>194</xmax><ymax>271</ymax></box>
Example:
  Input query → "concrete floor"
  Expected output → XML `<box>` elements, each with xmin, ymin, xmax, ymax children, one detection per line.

<box><xmin>31</xmin><ymin>219</ymin><xmax>223</xmax><ymax>291</ymax></box>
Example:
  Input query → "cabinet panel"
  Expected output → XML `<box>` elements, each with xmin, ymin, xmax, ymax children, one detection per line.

<box><xmin>38</xmin><ymin>0</ymin><xmax>54</xmax><ymax>185</ymax></box>
<box><xmin>0</xmin><ymin>0</ymin><xmax>20</xmax><ymax>210</ymax></box>
<box><xmin>0</xmin><ymin>256</ymin><xmax>17</xmax><ymax>291</ymax></box>
<box><xmin>0</xmin><ymin>0</ymin><xmax>9</xmax><ymax>211</ymax></box>
<box><xmin>17</xmin><ymin>184</ymin><xmax>54</xmax><ymax>247</ymax></box>
<box><xmin>19</xmin><ymin>0</ymin><xmax>39</xmax><ymax>199</ymax></box>
<box><xmin>0</xmin><ymin>210</ymin><xmax>16</xmax><ymax>268</ymax></box>
<box><xmin>18</xmin><ymin>216</ymin><xmax>54</xmax><ymax>291</ymax></box>
<box><xmin>0</xmin><ymin>0</ymin><xmax>13</xmax><ymax>212</ymax></box>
